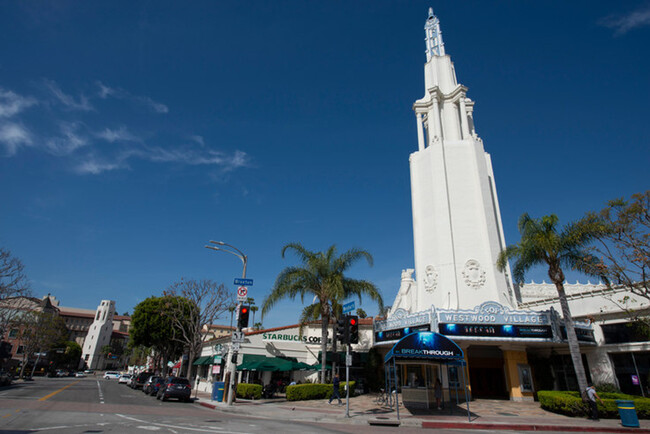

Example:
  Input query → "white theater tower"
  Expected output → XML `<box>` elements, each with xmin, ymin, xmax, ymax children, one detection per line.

<box><xmin>404</xmin><ymin>8</ymin><xmax>515</xmax><ymax>312</ymax></box>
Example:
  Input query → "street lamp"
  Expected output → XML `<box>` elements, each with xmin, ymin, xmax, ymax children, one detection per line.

<box><xmin>205</xmin><ymin>240</ymin><xmax>247</xmax><ymax>406</ymax></box>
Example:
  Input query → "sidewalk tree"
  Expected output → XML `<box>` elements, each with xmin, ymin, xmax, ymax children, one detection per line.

<box><xmin>579</xmin><ymin>191</ymin><xmax>650</xmax><ymax>328</ymax></box>
<box><xmin>14</xmin><ymin>311</ymin><xmax>67</xmax><ymax>378</ymax></box>
<box><xmin>0</xmin><ymin>248</ymin><xmax>32</xmax><ymax>336</ymax></box>
<box><xmin>262</xmin><ymin>243</ymin><xmax>383</xmax><ymax>383</ymax></box>
<box><xmin>497</xmin><ymin>213</ymin><xmax>602</xmax><ymax>399</ymax></box>
<box><xmin>163</xmin><ymin>279</ymin><xmax>234</xmax><ymax>380</ymax></box>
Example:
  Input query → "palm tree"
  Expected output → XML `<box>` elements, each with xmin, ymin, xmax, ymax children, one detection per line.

<box><xmin>497</xmin><ymin>214</ymin><xmax>600</xmax><ymax>399</ymax></box>
<box><xmin>262</xmin><ymin>243</ymin><xmax>384</xmax><ymax>383</ymax></box>
<box><xmin>250</xmin><ymin>305</ymin><xmax>259</xmax><ymax>326</ymax></box>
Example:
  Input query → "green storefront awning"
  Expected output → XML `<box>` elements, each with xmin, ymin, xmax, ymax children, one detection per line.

<box><xmin>193</xmin><ymin>356</ymin><xmax>212</xmax><ymax>366</ymax></box>
<box><xmin>237</xmin><ymin>355</ymin><xmax>312</xmax><ymax>372</ymax></box>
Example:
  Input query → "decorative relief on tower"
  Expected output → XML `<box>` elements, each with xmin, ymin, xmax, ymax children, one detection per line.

<box><xmin>462</xmin><ymin>259</ymin><xmax>486</xmax><ymax>289</ymax></box>
<box><xmin>423</xmin><ymin>265</ymin><xmax>438</xmax><ymax>292</ymax></box>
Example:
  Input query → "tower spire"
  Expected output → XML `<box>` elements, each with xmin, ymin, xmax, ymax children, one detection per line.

<box><xmin>424</xmin><ymin>7</ymin><xmax>445</xmax><ymax>60</ymax></box>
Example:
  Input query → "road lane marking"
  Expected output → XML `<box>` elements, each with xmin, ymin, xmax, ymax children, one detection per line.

<box><xmin>38</xmin><ymin>380</ymin><xmax>81</xmax><ymax>401</ymax></box>
<box><xmin>96</xmin><ymin>380</ymin><xmax>105</xmax><ymax>404</ymax></box>
<box><xmin>115</xmin><ymin>414</ymin><xmax>247</xmax><ymax>433</ymax></box>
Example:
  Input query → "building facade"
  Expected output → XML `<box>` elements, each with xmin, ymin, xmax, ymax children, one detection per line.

<box><xmin>374</xmin><ymin>8</ymin><xmax>650</xmax><ymax>404</ymax></box>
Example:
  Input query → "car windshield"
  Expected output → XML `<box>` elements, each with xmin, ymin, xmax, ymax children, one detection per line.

<box><xmin>171</xmin><ymin>378</ymin><xmax>189</xmax><ymax>385</ymax></box>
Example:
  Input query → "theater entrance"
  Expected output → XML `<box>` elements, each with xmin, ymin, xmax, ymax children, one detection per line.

<box><xmin>467</xmin><ymin>345</ymin><xmax>509</xmax><ymax>399</ymax></box>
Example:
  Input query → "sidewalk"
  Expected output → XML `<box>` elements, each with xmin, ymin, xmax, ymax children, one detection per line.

<box><xmin>193</xmin><ymin>391</ymin><xmax>650</xmax><ymax>433</ymax></box>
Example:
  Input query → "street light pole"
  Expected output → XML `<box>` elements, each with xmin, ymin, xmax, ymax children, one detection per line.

<box><xmin>205</xmin><ymin>240</ymin><xmax>247</xmax><ymax>406</ymax></box>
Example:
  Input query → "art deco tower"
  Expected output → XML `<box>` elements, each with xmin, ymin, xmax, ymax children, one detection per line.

<box><xmin>409</xmin><ymin>9</ymin><xmax>515</xmax><ymax>310</ymax></box>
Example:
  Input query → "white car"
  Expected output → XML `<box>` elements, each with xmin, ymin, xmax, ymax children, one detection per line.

<box><xmin>74</xmin><ymin>371</ymin><xmax>86</xmax><ymax>377</ymax></box>
<box><xmin>118</xmin><ymin>374</ymin><xmax>132</xmax><ymax>384</ymax></box>
<box><xmin>103</xmin><ymin>371</ymin><xmax>120</xmax><ymax>379</ymax></box>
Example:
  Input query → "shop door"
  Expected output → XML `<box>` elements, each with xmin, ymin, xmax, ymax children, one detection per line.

<box><xmin>467</xmin><ymin>346</ymin><xmax>509</xmax><ymax>399</ymax></box>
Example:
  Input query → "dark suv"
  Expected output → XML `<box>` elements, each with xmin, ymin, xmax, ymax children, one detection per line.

<box><xmin>156</xmin><ymin>377</ymin><xmax>191</xmax><ymax>402</ymax></box>
<box><xmin>130</xmin><ymin>372</ymin><xmax>153</xmax><ymax>389</ymax></box>
<box><xmin>143</xmin><ymin>375</ymin><xmax>164</xmax><ymax>396</ymax></box>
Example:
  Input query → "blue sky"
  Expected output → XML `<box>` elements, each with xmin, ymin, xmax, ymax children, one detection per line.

<box><xmin>1</xmin><ymin>1</ymin><xmax>649</xmax><ymax>328</ymax></box>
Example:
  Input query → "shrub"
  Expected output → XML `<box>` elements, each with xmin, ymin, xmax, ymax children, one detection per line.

<box><xmin>537</xmin><ymin>390</ymin><xmax>650</xmax><ymax>419</ymax></box>
<box><xmin>236</xmin><ymin>383</ymin><xmax>262</xmax><ymax>399</ymax></box>
<box><xmin>286</xmin><ymin>381</ymin><xmax>356</xmax><ymax>401</ymax></box>
<box><xmin>596</xmin><ymin>383</ymin><xmax>620</xmax><ymax>394</ymax></box>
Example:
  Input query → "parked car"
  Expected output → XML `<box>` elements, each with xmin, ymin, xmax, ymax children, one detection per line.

<box><xmin>0</xmin><ymin>370</ymin><xmax>12</xmax><ymax>386</ymax></box>
<box><xmin>156</xmin><ymin>377</ymin><xmax>191</xmax><ymax>402</ymax></box>
<box><xmin>103</xmin><ymin>371</ymin><xmax>120</xmax><ymax>379</ymax></box>
<box><xmin>130</xmin><ymin>372</ymin><xmax>153</xmax><ymax>389</ymax></box>
<box><xmin>74</xmin><ymin>371</ymin><xmax>86</xmax><ymax>377</ymax></box>
<box><xmin>84</xmin><ymin>370</ymin><xmax>94</xmax><ymax>375</ymax></box>
<box><xmin>118</xmin><ymin>374</ymin><xmax>132</xmax><ymax>384</ymax></box>
<box><xmin>142</xmin><ymin>376</ymin><xmax>163</xmax><ymax>395</ymax></box>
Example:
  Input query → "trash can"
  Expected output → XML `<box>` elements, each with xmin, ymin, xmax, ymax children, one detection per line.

<box><xmin>615</xmin><ymin>400</ymin><xmax>639</xmax><ymax>428</ymax></box>
<box><xmin>212</xmin><ymin>381</ymin><xmax>225</xmax><ymax>402</ymax></box>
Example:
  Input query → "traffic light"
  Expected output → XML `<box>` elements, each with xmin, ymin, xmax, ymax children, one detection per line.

<box><xmin>336</xmin><ymin>317</ymin><xmax>348</xmax><ymax>344</ymax></box>
<box><xmin>238</xmin><ymin>305</ymin><xmax>250</xmax><ymax>329</ymax></box>
<box><xmin>348</xmin><ymin>315</ymin><xmax>359</xmax><ymax>344</ymax></box>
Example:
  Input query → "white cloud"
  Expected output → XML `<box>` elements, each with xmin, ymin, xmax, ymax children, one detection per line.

<box><xmin>0</xmin><ymin>122</ymin><xmax>32</xmax><ymax>156</ymax></box>
<box><xmin>0</xmin><ymin>88</ymin><xmax>37</xmax><ymax>118</ymax></box>
<box><xmin>45</xmin><ymin>122</ymin><xmax>88</xmax><ymax>155</ymax></box>
<box><xmin>95</xmin><ymin>126</ymin><xmax>139</xmax><ymax>143</ymax></box>
<box><xmin>96</xmin><ymin>81</ymin><xmax>168</xmax><ymax>113</ymax></box>
<box><xmin>75</xmin><ymin>157</ymin><xmax>124</xmax><ymax>175</ymax></box>
<box><xmin>44</xmin><ymin>80</ymin><xmax>93</xmax><ymax>111</ymax></box>
<box><xmin>601</xmin><ymin>4</ymin><xmax>650</xmax><ymax>35</ymax></box>
<box><xmin>97</xmin><ymin>81</ymin><xmax>117</xmax><ymax>99</ymax></box>
<box><xmin>138</xmin><ymin>96</ymin><xmax>168</xmax><ymax>113</ymax></box>
<box><xmin>190</xmin><ymin>135</ymin><xmax>205</xmax><ymax>147</ymax></box>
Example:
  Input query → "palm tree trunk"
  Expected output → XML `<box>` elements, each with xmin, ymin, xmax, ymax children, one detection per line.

<box><xmin>555</xmin><ymin>282</ymin><xmax>589</xmax><ymax>400</ymax></box>
<box><xmin>332</xmin><ymin>317</ymin><xmax>338</xmax><ymax>376</ymax></box>
<box><xmin>320</xmin><ymin>315</ymin><xmax>329</xmax><ymax>384</ymax></box>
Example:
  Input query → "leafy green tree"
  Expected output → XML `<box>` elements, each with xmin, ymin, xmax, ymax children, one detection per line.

<box><xmin>130</xmin><ymin>296</ymin><xmax>184</xmax><ymax>374</ymax></box>
<box><xmin>497</xmin><ymin>214</ymin><xmax>601</xmax><ymax>399</ymax></box>
<box><xmin>356</xmin><ymin>308</ymin><xmax>367</xmax><ymax>319</ymax></box>
<box><xmin>49</xmin><ymin>341</ymin><xmax>82</xmax><ymax>370</ymax></box>
<box><xmin>262</xmin><ymin>243</ymin><xmax>384</xmax><ymax>383</ymax></box>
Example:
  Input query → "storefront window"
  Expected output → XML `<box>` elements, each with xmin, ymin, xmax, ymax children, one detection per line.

<box><xmin>610</xmin><ymin>352</ymin><xmax>649</xmax><ymax>396</ymax></box>
<box><xmin>518</xmin><ymin>364</ymin><xmax>534</xmax><ymax>392</ymax></box>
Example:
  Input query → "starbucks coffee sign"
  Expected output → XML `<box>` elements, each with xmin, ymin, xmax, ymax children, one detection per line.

<box><xmin>262</xmin><ymin>332</ymin><xmax>331</xmax><ymax>345</ymax></box>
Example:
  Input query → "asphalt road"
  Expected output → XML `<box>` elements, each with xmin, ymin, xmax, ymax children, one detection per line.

<box><xmin>0</xmin><ymin>377</ymin><xmax>560</xmax><ymax>433</ymax></box>
<box><xmin>0</xmin><ymin>376</ymin><xmax>351</xmax><ymax>434</ymax></box>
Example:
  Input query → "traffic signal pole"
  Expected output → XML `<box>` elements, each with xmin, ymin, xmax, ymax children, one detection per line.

<box><xmin>345</xmin><ymin>342</ymin><xmax>350</xmax><ymax>418</ymax></box>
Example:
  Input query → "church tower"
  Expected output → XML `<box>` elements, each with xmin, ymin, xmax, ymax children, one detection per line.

<box><xmin>81</xmin><ymin>300</ymin><xmax>115</xmax><ymax>370</ymax></box>
<box><xmin>409</xmin><ymin>8</ymin><xmax>514</xmax><ymax>310</ymax></box>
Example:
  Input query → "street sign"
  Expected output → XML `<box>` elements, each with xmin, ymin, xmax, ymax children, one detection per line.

<box><xmin>231</xmin><ymin>342</ymin><xmax>240</xmax><ymax>351</ymax></box>
<box><xmin>232</xmin><ymin>331</ymin><xmax>245</xmax><ymax>343</ymax></box>
<box><xmin>213</xmin><ymin>355</ymin><xmax>222</xmax><ymax>364</ymax></box>
<box><xmin>346</xmin><ymin>354</ymin><xmax>352</xmax><ymax>366</ymax></box>
<box><xmin>234</xmin><ymin>278</ymin><xmax>254</xmax><ymax>286</ymax></box>
<box><xmin>342</xmin><ymin>300</ymin><xmax>355</xmax><ymax>314</ymax></box>
<box><xmin>237</xmin><ymin>286</ymin><xmax>248</xmax><ymax>298</ymax></box>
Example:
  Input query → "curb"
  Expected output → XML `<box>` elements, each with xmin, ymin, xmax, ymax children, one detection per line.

<box><xmin>422</xmin><ymin>421</ymin><xmax>650</xmax><ymax>433</ymax></box>
<box><xmin>198</xmin><ymin>402</ymin><xmax>217</xmax><ymax>410</ymax></box>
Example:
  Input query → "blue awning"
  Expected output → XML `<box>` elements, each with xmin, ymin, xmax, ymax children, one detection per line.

<box><xmin>384</xmin><ymin>331</ymin><xmax>465</xmax><ymax>363</ymax></box>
